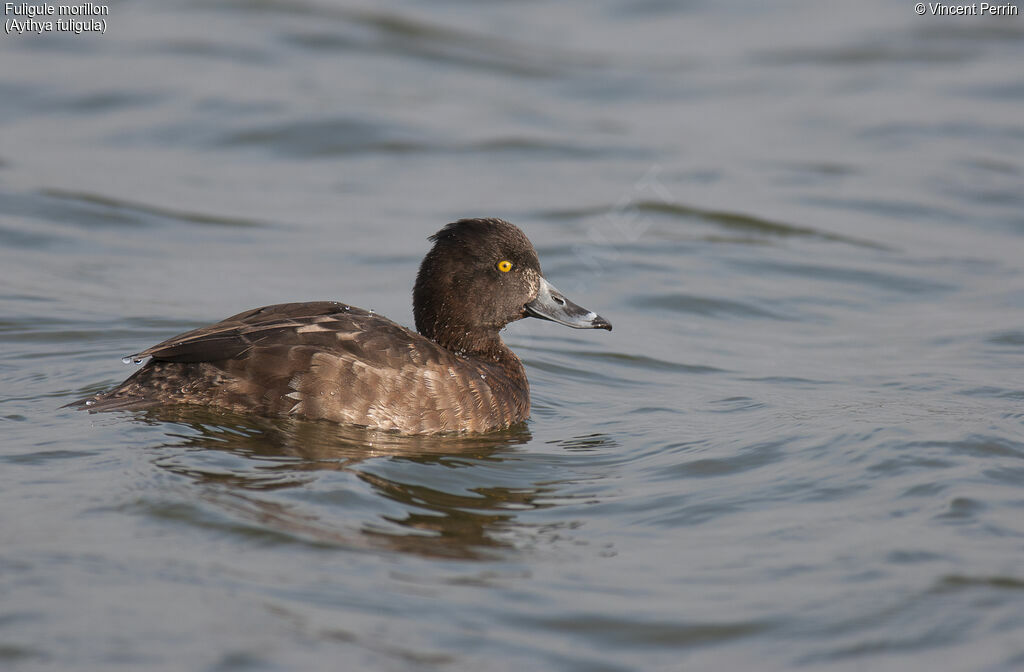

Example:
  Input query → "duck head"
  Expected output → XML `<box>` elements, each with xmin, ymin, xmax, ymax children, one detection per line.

<box><xmin>413</xmin><ymin>218</ymin><xmax>611</xmax><ymax>355</ymax></box>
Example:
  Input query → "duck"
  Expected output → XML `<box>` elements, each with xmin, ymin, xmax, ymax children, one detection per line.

<box><xmin>73</xmin><ymin>218</ymin><xmax>611</xmax><ymax>434</ymax></box>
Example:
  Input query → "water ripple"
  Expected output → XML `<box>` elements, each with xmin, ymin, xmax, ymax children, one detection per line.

<box><xmin>41</xmin><ymin>189</ymin><xmax>270</xmax><ymax>229</ymax></box>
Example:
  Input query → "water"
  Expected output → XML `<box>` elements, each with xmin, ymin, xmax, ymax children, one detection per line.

<box><xmin>2</xmin><ymin>1</ymin><xmax>1024</xmax><ymax>670</ymax></box>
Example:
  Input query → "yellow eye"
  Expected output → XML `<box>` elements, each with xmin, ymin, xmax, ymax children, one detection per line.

<box><xmin>497</xmin><ymin>260</ymin><xmax>513</xmax><ymax>273</ymax></box>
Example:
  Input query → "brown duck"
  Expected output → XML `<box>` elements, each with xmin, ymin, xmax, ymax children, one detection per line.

<box><xmin>73</xmin><ymin>218</ymin><xmax>611</xmax><ymax>434</ymax></box>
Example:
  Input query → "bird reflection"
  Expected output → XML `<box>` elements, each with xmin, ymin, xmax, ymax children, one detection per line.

<box><xmin>133</xmin><ymin>406</ymin><xmax>556</xmax><ymax>560</ymax></box>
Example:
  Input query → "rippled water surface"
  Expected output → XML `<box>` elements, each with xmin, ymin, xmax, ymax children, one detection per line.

<box><xmin>2</xmin><ymin>1</ymin><xmax>1024</xmax><ymax>670</ymax></box>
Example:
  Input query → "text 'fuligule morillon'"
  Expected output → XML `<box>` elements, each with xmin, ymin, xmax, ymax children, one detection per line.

<box><xmin>4</xmin><ymin>2</ymin><xmax>109</xmax><ymax>16</ymax></box>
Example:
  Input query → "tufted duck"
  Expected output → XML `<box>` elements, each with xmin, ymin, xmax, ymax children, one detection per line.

<box><xmin>72</xmin><ymin>218</ymin><xmax>611</xmax><ymax>434</ymax></box>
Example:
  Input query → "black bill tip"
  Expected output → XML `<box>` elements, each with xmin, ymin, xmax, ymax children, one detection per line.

<box><xmin>525</xmin><ymin>277</ymin><xmax>612</xmax><ymax>331</ymax></box>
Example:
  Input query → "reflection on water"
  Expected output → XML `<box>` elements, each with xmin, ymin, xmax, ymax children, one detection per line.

<box><xmin>138</xmin><ymin>407</ymin><xmax>545</xmax><ymax>559</ymax></box>
<box><xmin>142</xmin><ymin>406</ymin><xmax>532</xmax><ymax>463</ymax></box>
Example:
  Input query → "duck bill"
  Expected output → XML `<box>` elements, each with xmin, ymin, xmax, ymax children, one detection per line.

<box><xmin>525</xmin><ymin>277</ymin><xmax>612</xmax><ymax>331</ymax></box>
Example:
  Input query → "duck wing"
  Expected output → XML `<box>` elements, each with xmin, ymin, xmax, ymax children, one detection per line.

<box><xmin>129</xmin><ymin>301</ymin><xmax>370</xmax><ymax>363</ymax></box>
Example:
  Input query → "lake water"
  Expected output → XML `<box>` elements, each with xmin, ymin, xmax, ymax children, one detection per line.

<box><xmin>2</xmin><ymin>1</ymin><xmax>1023</xmax><ymax>670</ymax></box>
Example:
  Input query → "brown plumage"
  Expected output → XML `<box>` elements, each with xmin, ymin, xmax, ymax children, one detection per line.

<box><xmin>72</xmin><ymin>218</ymin><xmax>611</xmax><ymax>434</ymax></box>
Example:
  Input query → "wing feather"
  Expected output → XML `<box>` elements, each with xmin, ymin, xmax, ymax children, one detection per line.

<box><xmin>130</xmin><ymin>302</ymin><xmax>362</xmax><ymax>363</ymax></box>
